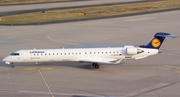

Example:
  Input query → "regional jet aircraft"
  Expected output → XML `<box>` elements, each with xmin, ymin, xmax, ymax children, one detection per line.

<box><xmin>2</xmin><ymin>32</ymin><xmax>176</xmax><ymax>69</ymax></box>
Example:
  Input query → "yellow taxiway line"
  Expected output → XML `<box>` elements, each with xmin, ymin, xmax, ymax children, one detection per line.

<box><xmin>38</xmin><ymin>70</ymin><xmax>54</xmax><ymax>97</ymax></box>
<box><xmin>47</xmin><ymin>35</ymin><xmax>78</xmax><ymax>45</ymax></box>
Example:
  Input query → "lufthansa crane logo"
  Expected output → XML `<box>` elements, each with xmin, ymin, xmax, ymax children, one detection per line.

<box><xmin>151</xmin><ymin>38</ymin><xmax>161</xmax><ymax>48</ymax></box>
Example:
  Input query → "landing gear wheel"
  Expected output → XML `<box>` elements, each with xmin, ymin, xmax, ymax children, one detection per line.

<box><xmin>11</xmin><ymin>65</ymin><xmax>15</xmax><ymax>68</ymax></box>
<box><xmin>92</xmin><ymin>63</ymin><xmax>95</xmax><ymax>67</ymax></box>
<box><xmin>92</xmin><ymin>63</ymin><xmax>99</xmax><ymax>69</ymax></box>
<box><xmin>11</xmin><ymin>63</ymin><xmax>15</xmax><ymax>68</ymax></box>
<box><xmin>94</xmin><ymin>64</ymin><xmax>99</xmax><ymax>69</ymax></box>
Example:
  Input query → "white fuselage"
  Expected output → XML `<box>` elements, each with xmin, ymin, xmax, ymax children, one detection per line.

<box><xmin>2</xmin><ymin>32</ymin><xmax>175</xmax><ymax>68</ymax></box>
<box><xmin>2</xmin><ymin>47</ymin><xmax>159</xmax><ymax>64</ymax></box>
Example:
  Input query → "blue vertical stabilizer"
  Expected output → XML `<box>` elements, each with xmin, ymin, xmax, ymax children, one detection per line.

<box><xmin>140</xmin><ymin>32</ymin><xmax>177</xmax><ymax>49</ymax></box>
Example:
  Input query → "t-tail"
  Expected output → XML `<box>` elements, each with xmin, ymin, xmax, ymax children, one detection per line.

<box><xmin>140</xmin><ymin>32</ymin><xmax>177</xmax><ymax>49</ymax></box>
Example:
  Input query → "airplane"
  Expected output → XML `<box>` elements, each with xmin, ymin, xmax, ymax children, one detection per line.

<box><xmin>2</xmin><ymin>32</ymin><xmax>177</xmax><ymax>69</ymax></box>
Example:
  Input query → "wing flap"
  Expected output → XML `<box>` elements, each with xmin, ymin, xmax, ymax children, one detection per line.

<box><xmin>79</xmin><ymin>58</ymin><xmax>122</xmax><ymax>64</ymax></box>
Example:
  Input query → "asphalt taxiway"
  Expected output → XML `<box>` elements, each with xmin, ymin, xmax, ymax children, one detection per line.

<box><xmin>0</xmin><ymin>10</ymin><xmax>180</xmax><ymax>97</ymax></box>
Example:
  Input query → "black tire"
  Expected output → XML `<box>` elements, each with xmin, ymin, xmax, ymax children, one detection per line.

<box><xmin>94</xmin><ymin>64</ymin><xmax>99</xmax><ymax>69</ymax></box>
<box><xmin>11</xmin><ymin>65</ymin><xmax>15</xmax><ymax>68</ymax></box>
<box><xmin>92</xmin><ymin>63</ymin><xmax>95</xmax><ymax>66</ymax></box>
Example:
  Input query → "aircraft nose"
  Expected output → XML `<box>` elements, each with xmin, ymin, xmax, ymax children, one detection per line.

<box><xmin>2</xmin><ymin>58</ymin><xmax>7</xmax><ymax>61</ymax></box>
<box><xmin>2</xmin><ymin>57</ymin><xmax>9</xmax><ymax>62</ymax></box>
<box><xmin>2</xmin><ymin>57</ymin><xmax>12</xmax><ymax>64</ymax></box>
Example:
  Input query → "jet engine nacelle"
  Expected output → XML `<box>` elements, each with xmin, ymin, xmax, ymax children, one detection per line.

<box><xmin>126</xmin><ymin>48</ymin><xmax>144</xmax><ymax>55</ymax></box>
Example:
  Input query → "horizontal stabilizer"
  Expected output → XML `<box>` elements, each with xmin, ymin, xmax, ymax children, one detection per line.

<box><xmin>155</xmin><ymin>32</ymin><xmax>177</xmax><ymax>38</ymax></box>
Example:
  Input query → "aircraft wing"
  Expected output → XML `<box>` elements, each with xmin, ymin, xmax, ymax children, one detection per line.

<box><xmin>79</xmin><ymin>58</ymin><xmax>122</xmax><ymax>64</ymax></box>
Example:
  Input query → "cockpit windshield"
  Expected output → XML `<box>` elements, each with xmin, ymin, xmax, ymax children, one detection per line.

<box><xmin>10</xmin><ymin>53</ymin><xmax>20</xmax><ymax>56</ymax></box>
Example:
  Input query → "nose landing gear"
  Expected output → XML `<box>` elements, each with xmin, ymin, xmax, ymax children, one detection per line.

<box><xmin>11</xmin><ymin>63</ymin><xmax>15</xmax><ymax>68</ymax></box>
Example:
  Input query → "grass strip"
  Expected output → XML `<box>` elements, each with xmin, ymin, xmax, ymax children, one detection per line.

<box><xmin>0</xmin><ymin>0</ymin><xmax>67</xmax><ymax>4</ymax></box>
<box><xmin>0</xmin><ymin>0</ymin><xmax>180</xmax><ymax>24</ymax></box>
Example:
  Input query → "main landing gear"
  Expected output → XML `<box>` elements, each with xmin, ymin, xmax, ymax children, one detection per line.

<box><xmin>92</xmin><ymin>63</ymin><xmax>99</xmax><ymax>69</ymax></box>
<box><xmin>11</xmin><ymin>63</ymin><xmax>15</xmax><ymax>68</ymax></box>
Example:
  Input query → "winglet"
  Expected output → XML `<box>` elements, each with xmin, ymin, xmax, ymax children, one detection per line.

<box><xmin>140</xmin><ymin>32</ymin><xmax>177</xmax><ymax>49</ymax></box>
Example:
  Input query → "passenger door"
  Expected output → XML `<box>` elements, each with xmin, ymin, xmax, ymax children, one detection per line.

<box><xmin>23</xmin><ymin>50</ymin><xmax>28</xmax><ymax>61</ymax></box>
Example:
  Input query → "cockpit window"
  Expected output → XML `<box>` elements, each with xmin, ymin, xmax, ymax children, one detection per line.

<box><xmin>10</xmin><ymin>53</ymin><xmax>20</xmax><ymax>56</ymax></box>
